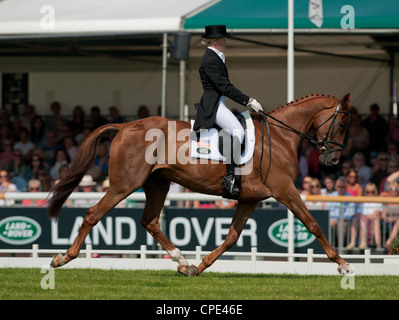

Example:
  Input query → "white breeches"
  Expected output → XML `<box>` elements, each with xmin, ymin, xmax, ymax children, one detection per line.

<box><xmin>214</xmin><ymin>97</ymin><xmax>245</xmax><ymax>144</ymax></box>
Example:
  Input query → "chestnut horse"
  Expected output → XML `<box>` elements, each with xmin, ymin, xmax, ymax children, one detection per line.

<box><xmin>48</xmin><ymin>93</ymin><xmax>354</xmax><ymax>275</ymax></box>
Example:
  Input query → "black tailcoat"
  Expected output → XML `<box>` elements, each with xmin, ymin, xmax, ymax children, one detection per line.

<box><xmin>193</xmin><ymin>48</ymin><xmax>250</xmax><ymax>131</ymax></box>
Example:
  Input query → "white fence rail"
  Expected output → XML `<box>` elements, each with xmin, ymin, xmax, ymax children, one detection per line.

<box><xmin>1</xmin><ymin>244</ymin><xmax>398</xmax><ymax>275</ymax></box>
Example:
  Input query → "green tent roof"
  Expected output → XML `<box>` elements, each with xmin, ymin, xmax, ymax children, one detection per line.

<box><xmin>184</xmin><ymin>0</ymin><xmax>399</xmax><ymax>30</ymax></box>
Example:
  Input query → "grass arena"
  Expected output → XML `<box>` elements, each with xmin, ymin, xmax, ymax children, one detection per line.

<box><xmin>1</xmin><ymin>268</ymin><xmax>399</xmax><ymax>300</ymax></box>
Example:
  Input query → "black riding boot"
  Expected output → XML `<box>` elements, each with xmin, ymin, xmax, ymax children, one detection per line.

<box><xmin>221</xmin><ymin>136</ymin><xmax>242</xmax><ymax>196</ymax></box>
<box><xmin>221</xmin><ymin>162</ymin><xmax>240</xmax><ymax>195</ymax></box>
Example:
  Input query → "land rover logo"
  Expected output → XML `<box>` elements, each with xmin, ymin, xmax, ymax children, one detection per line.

<box><xmin>0</xmin><ymin>216</ymin><xmax>41</xmax><ymax>245</ymax></box>
<box><xmin>267</xmin><ymin>218</ymin><xmax>315</xmax><ymax>247</ymax></box>
<box><xmin>197</xmin><ymin>147</ymin><xmax>210</xmax><ymax>154</ymax></box>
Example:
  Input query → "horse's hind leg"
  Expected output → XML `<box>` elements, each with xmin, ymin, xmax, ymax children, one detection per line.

<box><xmin>51</xmin><ymin>190</ymin><xmax>129</xmax><ymax>268</ymax></box>
<box><xmin>140</xmin><ymin>174</ymin><xmax>190</xmax><ymax>269</ymax></box>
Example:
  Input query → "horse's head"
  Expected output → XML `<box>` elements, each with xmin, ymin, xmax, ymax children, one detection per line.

<box><xmin>313</xmin><ymin>93</ymin><xmax>351</xmax><ymax>166</ymax></box>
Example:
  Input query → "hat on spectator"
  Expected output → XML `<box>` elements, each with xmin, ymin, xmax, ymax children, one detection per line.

<box><xmin>102</xmin><ymin>179</ymin><xmax>109</xmax><ymax>189</ymax></box>
<box><xmin>79</xmin><ymin>175</ymin><xmax>97</xmax><ymax>187</ymax></box>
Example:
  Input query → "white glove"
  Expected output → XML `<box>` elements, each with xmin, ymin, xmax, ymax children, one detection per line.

<box><xmin>247</xmin><ymin>98</ymin><xmax>263</xmax><ymax>113</ymax></box>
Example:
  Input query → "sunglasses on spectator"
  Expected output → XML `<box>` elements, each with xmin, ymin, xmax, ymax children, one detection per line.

<box><xmin>379</xmin><ymin>158</ymin><xmax>389</xmax><ymax>161</ymax></box>
<box><xmin>310</xmin><ymin>185</ymin><xmax>320</xmax><ymax>188</ymax></box>
<box><xmin>366</xmin><ymin>190</ymin><xmax>376</xmax><ymax>194</ymax></box>
<box><xmin>0</xmin><ymin>174</ymin><xmax>8</xmax><ymax>178</ymax></box>
<box><xmin>388</xmin><ymin>188</ymin><xmax>399</xmax><ymax>192</ymax></box>
<box><xmin>29</xmin><ymin>187</ymin><xmax>40</xmax><ymax>191</ymax></box>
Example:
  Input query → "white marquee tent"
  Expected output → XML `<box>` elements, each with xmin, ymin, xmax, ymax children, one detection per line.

<box><xmin>0</xmin><ymin>0</ymin><xmax>213</xmax><ymax>36</ymax></box>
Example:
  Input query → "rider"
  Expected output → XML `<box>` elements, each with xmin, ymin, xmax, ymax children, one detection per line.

<box><xmin>193</xmin><ymin>25</ymin><xmax>263</xmax><ymax>196</ymax></box>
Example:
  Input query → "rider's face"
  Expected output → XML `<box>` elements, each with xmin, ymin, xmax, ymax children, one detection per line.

<box><xmin>213</xmin><ymin>37</ymin><xmax>227</xmax><ymax>52</ymax></box>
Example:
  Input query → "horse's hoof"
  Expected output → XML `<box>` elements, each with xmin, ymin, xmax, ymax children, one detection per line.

<box><xmin>50</xmin><ymin>253</ymin><xmax>64</xmax><ymax>268</ymax></box>
<box><xmin>338</xmin><ymin>263</ymin><xmax>354</xmax><ymax>275</ymax></box>
<box><xmin>177</xmin><ymin>264</ymin><xmax>198</xmax><ymax>277</ymax></box>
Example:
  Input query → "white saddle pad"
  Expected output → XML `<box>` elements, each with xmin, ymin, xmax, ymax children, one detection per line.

<box><xmin>190</xmin><ymin>110</ymin><xmax>255</xmax><ymax>164</ymax></box>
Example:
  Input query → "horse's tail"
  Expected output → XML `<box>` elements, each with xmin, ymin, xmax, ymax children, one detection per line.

<box><xmin>47</xmin><ymin>123</ymin><xmax>122</xmax><ymax>219</ymax></box>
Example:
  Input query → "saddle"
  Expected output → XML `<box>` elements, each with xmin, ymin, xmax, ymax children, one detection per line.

<box><xmin>190</xmin><ymin>110</ymin><xmax>255</xmax><ymax>164</ymax></box>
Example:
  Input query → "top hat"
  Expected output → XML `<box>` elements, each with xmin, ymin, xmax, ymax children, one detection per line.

<box><xmin>202</xmin><ymin>25</ymin><xmax>230</xmax><ymax>38</ymax></box>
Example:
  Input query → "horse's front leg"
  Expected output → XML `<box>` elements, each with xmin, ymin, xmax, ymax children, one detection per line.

<box><xmin>276</xmin><ymin>185</ymin><xmax>354</xmax><ymax>274</ymax></box>
<box><xmin>181</xmin><ymin>201</ymin><xmax>257</xmax><ymax>276</ymax></box>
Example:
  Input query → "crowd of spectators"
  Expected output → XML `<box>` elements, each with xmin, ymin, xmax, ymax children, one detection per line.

<box><xmin>0</xmin><ymin>102</ymin><xmax>132</xmax><ymax>197</ymax></box>
<box><xmin>299</xmin><ymin>103</ymin><xmax>399</xmax><ymax>251</ymax></box>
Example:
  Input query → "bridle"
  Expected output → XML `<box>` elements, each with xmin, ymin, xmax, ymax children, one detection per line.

<box><xmin>258</xmin><ymin>100</ymin><xmax>349</xmax><ymax>183</ymax></box>
<box><xmin>311</xmin><ymin>101</ymin><xmax>350</xmax><ymax>153</ymax></box>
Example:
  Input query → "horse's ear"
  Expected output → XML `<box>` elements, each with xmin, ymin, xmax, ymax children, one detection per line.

<box><xmin>341</xmin><ymin>93</ymin><xmax>351</xmax><ymax>109</ymax></box>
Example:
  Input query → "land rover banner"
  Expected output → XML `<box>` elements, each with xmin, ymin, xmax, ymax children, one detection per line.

<box><xmin>165</xmin><ymin>208</ymin><xmax>328</xmax><ymax>253</ymax></box>
<box><xmin>0</xmin><ymin>208</ymin><xmax>149</xmax><ymax>250</ymax></box>
<box><xmin>0</xmin><ymin>208</ymin><xmax>328</xmax><ymax>253</ymax></box>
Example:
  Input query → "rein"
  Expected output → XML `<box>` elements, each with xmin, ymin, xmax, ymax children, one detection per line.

<box><xmin>258</xmin><ymin>113</ymin><xmax>272</xmax><ymax>184</ymax></box>
<box><xmin>257</xmin><ymin>100</ymin><xmax>349</xmax><ymax>183</ymax></box>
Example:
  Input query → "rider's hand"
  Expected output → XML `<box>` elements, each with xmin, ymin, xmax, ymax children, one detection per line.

<box><xmin>247</xmin><ymin>98</ymin><xmax>263</xmax><ymax>113</ymax></box>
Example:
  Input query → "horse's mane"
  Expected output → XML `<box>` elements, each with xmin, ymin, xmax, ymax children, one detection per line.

<box><xmin>250</xmin><ymin>93</ymin><xmax>337</xmax><ymax>122</ymax></box>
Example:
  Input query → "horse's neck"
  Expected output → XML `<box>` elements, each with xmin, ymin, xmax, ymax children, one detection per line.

<box><xmin>267</xmin><ymin>98</ymin><xmax>331</xmax><ymax>148</ymax></box>
<box><xmin>274</xmin><ymin>99</ymin><xmax>329</xmax><ymax>132</ymax></box>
